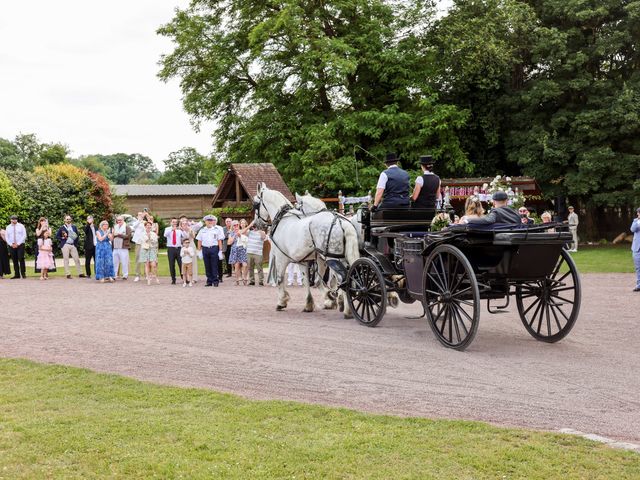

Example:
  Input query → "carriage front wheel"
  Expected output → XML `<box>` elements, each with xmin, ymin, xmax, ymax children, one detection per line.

<box><xmin>346</xmin><ymin>257</ymin><xmax>387</xmax><ymax>327</ymax></box>
<box><xmin>515</xmin><ymin>249</ymin><xmax>581</xmax><ymax>343</ymax></box>
<box><xmin>422</xmin><ymin>245</ymin><xmax>480</xmax><ymax>351</ymax></box>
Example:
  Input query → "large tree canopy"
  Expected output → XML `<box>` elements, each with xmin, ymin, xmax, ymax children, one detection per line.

<box><xmin>158</xmin><ymin>0</ymin><xmax>470</xmax><ymax>195</ymax></box>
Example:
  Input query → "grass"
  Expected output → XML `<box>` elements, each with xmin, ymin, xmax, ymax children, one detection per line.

<box><xmin>0</xmin><ymin>359</ymin><xmax>638</xmax><ymax>479</ymax></box>
<box><xmin>567</xmin><ymin>245</ymin><xmax>635</xmax><ymax>273</ymax></box>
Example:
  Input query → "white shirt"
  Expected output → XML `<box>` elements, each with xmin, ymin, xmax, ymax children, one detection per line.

<box><xmin>180</xmin><ymin>245</ymin><xmax>195</xmax><ymax>263</ymax></box>
<box><xmin>131</xmin><ymin>219</ymin><xmax>146</xmax><ymax>244</ymax></box>
<box><xmin>375</xmin><ymin>164</ymin><xmax>399</xmax><ymax>189</ymax></box>
<box><xmin>5</xmin><ymin>222</ymin><xmax>27</xmax><ymax>245</ymax></box>
<box><xmin>112</xmin><ymin>222</ymin><xmax>128</xmax><ymax>249</ymax></box>
<box><xmin>196</xmin><ymin>225</ymin><xmax>224</xmax><ymax>247</ymax></box>
<box><xmin>568</xmin><ymin>212</ymin><xmax>579</xmax><ymax>227</ymax></box>
<box><xmin>164</xmin><ymin>226</ymin><xmax>186</xmax><ymax>248</ymax></box>
<box><xmin>415</xmin><ymin>170</ymin><xmax>435</xmax><ymax>187</ymax></box>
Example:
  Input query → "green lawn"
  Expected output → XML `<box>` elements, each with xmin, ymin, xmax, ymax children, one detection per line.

<box><xmin>0</xmin><ymin>359</ymin><xmax>638</xmax><ymax>479</ymax></box>
<box><xmin>567</xmin><ymin>245</ymin><xmax>635</xmax><ymax>273</ymax></box>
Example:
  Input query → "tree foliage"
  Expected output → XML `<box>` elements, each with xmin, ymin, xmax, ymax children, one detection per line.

<box><xmin>158</xmin><ymin>0</ymin><xmax>469</xmax><ymax>195</ymax></box>
<box><xmin>157</xmin><ymin>147</ymin><xmax>216</xmax><ymax>184</ymax></box>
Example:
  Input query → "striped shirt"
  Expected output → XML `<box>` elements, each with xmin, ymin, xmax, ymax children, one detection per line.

<box><xmin>246</xmin><ymin>230</ymin><xmax>265</xmax><ymax>255</ymax></box>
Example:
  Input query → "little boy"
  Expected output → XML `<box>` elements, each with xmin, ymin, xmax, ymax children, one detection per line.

<box><xmin>180</xmin><ymin>237</ymin><xmax>195</xmax><ymax>287</ymax></box>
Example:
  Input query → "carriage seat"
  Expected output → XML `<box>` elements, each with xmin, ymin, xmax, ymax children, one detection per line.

<box><xmin>493</xmin><ymin>231</ymin><xmax>572</xmax><ymax>245</ymax></box>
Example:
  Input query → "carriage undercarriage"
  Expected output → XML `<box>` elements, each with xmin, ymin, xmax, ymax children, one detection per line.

<box><xmin>345</xmin><ymin>208</ymin><xmax>581</xmax><ymax>351</ymax></box>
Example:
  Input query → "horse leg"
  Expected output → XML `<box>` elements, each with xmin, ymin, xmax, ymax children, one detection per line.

<box><xmin>300</xmin><ymin>263</ymin><xmax>315</xmax><ymax>313</ymax></box>
<box><xmin>341</xmin><ymin>289</ymin><xmax>353</xmax><ymax>319</ymax></box>
<box><xmin>317</xmin><ymin>260</ymin><xmax>337</xmax><ymax>310</ymax></box>
<box><xmin>276</xmin><ymin>258</ymin><xmax>291</xmax><ymax>311</ymax></box>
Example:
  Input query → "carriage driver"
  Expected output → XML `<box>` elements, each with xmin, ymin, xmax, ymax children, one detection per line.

<box><xmin>371</xmin><ymin>152</ymin><xmax>410</xmax><ymax>210</ymax></box>
<box><xmin>411</xmin><ymin>155</ymin><xmax>441</xmax><ymax>209</ymax></box>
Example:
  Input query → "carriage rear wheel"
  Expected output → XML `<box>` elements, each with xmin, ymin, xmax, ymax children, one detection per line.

<box><xmin>422</xmin><ymin>245</ymin><xmax>480</xmax><ymax>351</ymax></box>
<box><xmin>346</xmin><ymin>258</ymin><xmax>387</xmax><ymax>327</ymax></box>
<box><xmin>515</xmin><ymin>249</ymin><xmax>581</xmax><ymax>343</ymax></box>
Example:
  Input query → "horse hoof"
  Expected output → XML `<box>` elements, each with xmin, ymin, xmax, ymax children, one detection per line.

<box><xmin>323</xmin><ymin>301</ymin><xmax>337</xmax><ymax>310</ymax></box>
<box><xmin>388</xmin><ymin>293</ymin><xmax>399</xmax><ymax>309</ymax></box>
<box><xmin>303</xmin><ymin>306</ymin><xmax>314</xmax><ymax>313</ymax></box>
<box><xmin>343</xmin><ymin>313</ymin><xmax>353</xmax><ymax>320</ymax></box>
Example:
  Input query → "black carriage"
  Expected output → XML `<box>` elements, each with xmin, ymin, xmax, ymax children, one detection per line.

<box><xmin>345</xmin><ymin>208</ymin><xmax>581</xmax><ymax>350</ymax></box>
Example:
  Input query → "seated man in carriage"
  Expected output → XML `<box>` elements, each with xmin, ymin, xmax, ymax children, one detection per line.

<box><xmin>411</xmin><ymin>155</ymin><xmax>441</xmax><ymax>209</ymax></box>
<box><xmin>371</xmin><ymin>152</ymin><xmax>410</xmax><ymax>211</ymax></box>
<box><xmin>465</xmin><ymin>191</ymin><xmax>521</xmax><ymax>225</ymax></box>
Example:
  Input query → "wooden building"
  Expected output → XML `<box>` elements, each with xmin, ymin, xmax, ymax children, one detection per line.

<box><xmin>212</xmin><ymin>163</ymin><xmax>295</xmax><ymax>209</ymax></box>
<box><xmin>112</xmin><ymin>184</ymin><xmax>217</xmax><ymax>220</ymax></box>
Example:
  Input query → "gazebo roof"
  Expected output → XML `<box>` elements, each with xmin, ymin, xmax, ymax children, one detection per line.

<box><xmin>212</xmin><ymin>163</ymin><xmax>295</xmax><ymax>207</ymax></box>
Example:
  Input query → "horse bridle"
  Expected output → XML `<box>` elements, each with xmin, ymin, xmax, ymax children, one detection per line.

<box><xmin>253</xmin><ymin>191</ymin><xmax>271</xmax><ymax>226</ymax></box>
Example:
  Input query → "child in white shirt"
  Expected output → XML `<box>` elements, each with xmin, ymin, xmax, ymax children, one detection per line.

<box><xmin>180</xmin><ymin>237</ymin><xmax>195</xmax><ymax>287</ymax></box>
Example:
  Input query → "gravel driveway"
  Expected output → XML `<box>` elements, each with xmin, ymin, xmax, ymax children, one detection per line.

<box><xmin>0</xmin><ymin>273</ymin><xmax>638</xmax><ymax>442</ymax></box>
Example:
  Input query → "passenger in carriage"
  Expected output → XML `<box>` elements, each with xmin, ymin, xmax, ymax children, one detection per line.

<box><xmin>465</xmin><ymin>191</ymin><xmax>521</xmax><ymax>225</ymax></box>
<box><xmin>459</xmin><ymin>196</ymin><xmax>485</xmax><ymax>224</ymax></box>
<box><xmin>371</xmin><ymin>152</ymin><xmax>410</xmax><ymax>211</ymax></box>
<box><xmin>411</xmin><ymin>155</ymin><xmax>441</xmax><ymax>209</ymax></box>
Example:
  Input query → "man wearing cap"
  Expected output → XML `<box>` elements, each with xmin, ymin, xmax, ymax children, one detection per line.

<box><xmin>372</xmin><ymin>152</ymin><xmax>410</xmax><ymax>210</ymax></box>
<box><xmin>196</xmin><ymin>215</ymin><xmax>225</xmax><ymax>287</ymax></box>
<box><xmin>630</xmin><ymin>207</ymin><xmax>640</xmax><ymax>292</ymax></box>
<box><xmin>5</xmin><ymin>215</ymin><xmax>27</xmax><ymax>279</ymax></box>
<box><xmin>567</xmin><ymin>206</ymin><xmax>579</xmax><ymax>252</ymax></box>
<box><xmin>411</xmin><ymin>155</ymin><xmax>441</xmax><ymax>209</ymax></box>
<box><xmin>466</xmin><ymin>191</ymin><xmax>521</xmax><ymax>225</ymax></box>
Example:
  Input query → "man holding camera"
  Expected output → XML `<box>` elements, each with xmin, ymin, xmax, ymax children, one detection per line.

<box><xmin>631</xmin><ymin>207</ymin><xmax>640</xmax><ymax>292</ymax></box>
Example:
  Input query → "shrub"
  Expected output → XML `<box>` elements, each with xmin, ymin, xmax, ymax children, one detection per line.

<box><xmin>0</xmin><ymin>170</ymin><xmax>20</xmax><ymax>226</ymax></box>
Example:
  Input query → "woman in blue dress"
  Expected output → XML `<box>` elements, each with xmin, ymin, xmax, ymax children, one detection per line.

<box><xmin>95</xmin><ymin>220</ymin><xmax>115</xmax><ymax>283</ymax></box>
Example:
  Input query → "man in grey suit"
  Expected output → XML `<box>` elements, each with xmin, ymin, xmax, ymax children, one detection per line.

<box><xmin>631</xmin><ymin>207</ymin><xmax>640</xmax><ymax>292</ymax></box>
<box><xmin>466</xmin><ymin>191</ymin><xmax>521</xmax><ymax>225</ymax></box>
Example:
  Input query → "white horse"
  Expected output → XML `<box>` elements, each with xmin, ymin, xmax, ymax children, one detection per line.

<box><xmin>255</xmin><ymin>184</ymin><xmax>360</xmax><ymax>316</ymax></box>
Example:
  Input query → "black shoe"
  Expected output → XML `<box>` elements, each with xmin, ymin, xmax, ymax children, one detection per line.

<box><xmin>205</xmin><ymin>283</ymin><xmax>212</xmax><ymax>287</ymax></box>
<box><xmin>218</xmin><ymin>277</ymin><xmax>223</xmax><ymax>283</ymax></box>
<box><xmin>79</xmin><ymin>274</ymin><xmax>86</xmax><ymax>278</ymax></box>
<box><xmin>87</xmin><ymin>275</ymin><xmax>92</xmax><ymax>279</ymax></box>
<box><xmin>249</xmin><ymin>281</ymin><xmax>255</xmax><ymax>286</ymax></box>
<box><xmin>259</xmin><ymin>281</ymin><xmax>264</xmax><ymax>286</ymax></box>
<box><xmin>213</xmin><ymin>283</ymin><xmax>219</xmax><ymax>287</ymax></box>
<box><xmin>171</xmin><ymin>279</ymin><xmax>176</xmax><ymax>285</ymax></box>
<box><xmin>66</xmin><ymin>275</ymin><xmax>72</xmax><ymax>279</ymax></box>
<box><xmin>634</xmin><ymin>287</ymin><xmax>640</xmax><ymax>292</ymax></box>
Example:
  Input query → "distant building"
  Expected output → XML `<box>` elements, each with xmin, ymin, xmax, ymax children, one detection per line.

<box><xmin>212</xmin><ymin>163</ymin><xmax>295</xmax><ymax>208</ymax></box>
<box><xmin>112</xmin><ymin>184</ymin><xmax>217</xmax><ymax>220</ymax></box>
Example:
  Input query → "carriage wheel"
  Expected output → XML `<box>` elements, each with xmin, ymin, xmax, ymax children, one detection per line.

<box><xmin>346</xmin><ymin>258</ymin><xmax>387</xmax><ymax>327</ymax></box>
<box><xmin>422</xmin><ymin>245</ymin><xmax>480</xmax><ymax>351</ymax></box>
<box><xmin>515</xmin><ymin>249</ymin><xmax>581</xmax><ymax>343</ymax></box>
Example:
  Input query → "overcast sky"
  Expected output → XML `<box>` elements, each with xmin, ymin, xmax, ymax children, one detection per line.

<box><xmin>0</xmin><ymin>1</ymin><xmax>453</xmax><ymax>170</ymax></box>
<box><xmin>0</xmin><ymin>1</ymin><xmax>213</xmax><ymax>169</ymax></box>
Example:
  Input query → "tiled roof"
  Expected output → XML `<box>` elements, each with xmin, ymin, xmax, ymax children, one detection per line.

<box><xmin>112</xmin><ymin>184</ymin><xmax>217</xmax><ymax>196</ymax></box>
<box><xmin>212</xmin><ymin>163</ymin><xmax>295</xmax><ymax>206</ymax></box>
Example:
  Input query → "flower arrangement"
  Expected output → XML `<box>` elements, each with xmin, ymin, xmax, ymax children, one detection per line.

<box><xmin>484</xmin><ymin>175</ymin><xmax>525</xmax><ymax>209</ymax></box>
<box><xmin>430</xmin><ymin>212</ymin><xmax>450</xmax><ymax>232</ymax></box>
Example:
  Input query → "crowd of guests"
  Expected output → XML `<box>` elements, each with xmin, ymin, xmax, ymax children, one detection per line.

<box><xmin>0</xmin><ymin>212</ymin><xmax>269</xmax><ymax>287</ymax></box>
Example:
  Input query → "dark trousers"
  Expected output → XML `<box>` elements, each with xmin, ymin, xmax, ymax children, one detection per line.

<box><xmin>167</xmin><ymin>247</ymin><xmax>182</xmax><ymax>282</ymax></box>
<box><xmin>9</xmin><ymin>244</ymin><xmax>26</xmax><ymax>278</ymax></box>
<box><xmin>203</xmin><ymin>246</ymin><xmax>220</xmax><ymax>285</ymax></box>
<box><xmin>85</xmin><ymin>247</ymin><xmax>95</xmax><ymax>277</ymax></box>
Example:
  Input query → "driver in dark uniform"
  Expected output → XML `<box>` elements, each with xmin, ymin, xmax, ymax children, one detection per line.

<box><xmin>411</xmin><ymin>155</ymin><xmax>441</xmax><ymax>209</ymax></box>
<box><xmin>466</xmin><ymin>191</ymin><xmax>521</xmax><ymax>224</ymax></box>
<box><xmin>372</xmin><ymin>152</ymin><xmax>410</xmax><ymax>210</ymax></box>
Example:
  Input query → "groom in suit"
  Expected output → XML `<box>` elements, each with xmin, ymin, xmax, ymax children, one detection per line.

<box><xmin>83</xmin><ymin>215</ymin><xmax>97</xmax><ymax>278</ymax></box>
<box><xmin>56</xmin><ymin>215</ymin><xmax>86</xmax><ymax>279</ymax></box>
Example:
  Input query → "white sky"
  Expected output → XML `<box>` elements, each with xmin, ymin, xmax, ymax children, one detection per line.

<box><xmin>0</xmin><ymin>1</ymin><xmax>453</xmax><ymax>171</ymax></box>
<box><xmin>0</xmin><ymin>1</ymin><xmax>214</xmax><ymax>169</ymax></box>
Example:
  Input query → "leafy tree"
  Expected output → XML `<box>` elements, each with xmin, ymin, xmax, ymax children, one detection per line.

<box><xmin>39</xmin><ymin>143</ymin><xmax>70</xmax><ymax>166</ymax></box>
<box><xmin>71</xmin><ymin>155</ymin><xmax>111</xmax><ymax>177</ymax></box>
<box><xmin>157</xmin><ymin>147</ymin><xmax>214</xmax><ymax>184</ymax></box>
<box><xmin>0</xmin><ymin>138</ymin><xmax>21</xmax><ymax>170</ymax></box>
<box><xmin>96</xmin><ymin>153</ymin><xmax>159</xmax><ymax>184</ymax></box>
<box><xmin>505</xmin><ymin>0</ymin><xmax>640</xmax><ymax>207</ymax></box>
<box><xmin>158</xmin><ymin>0</ymin><xmax>469</xmax><ymax>195</ymax></box>
<box><xmin>0</xmin><ymin>169</ymin><xmax>21</xmax><ymax>225</ymax></box>
<box><xmin>13</xmin><ymin>133</ymin><xmax>43</xmax><ymax>170</ymax></box>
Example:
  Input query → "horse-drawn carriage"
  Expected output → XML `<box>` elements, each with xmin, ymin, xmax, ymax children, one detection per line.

<box><xmin>346</xmin><ymin>208</ymin><xmax>581</xmax><ymax>350</ymax></box>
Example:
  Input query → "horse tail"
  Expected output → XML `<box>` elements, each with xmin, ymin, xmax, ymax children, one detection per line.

<box><xmin>342</xmin><ymin>220</ymin><xmax>360</xmax><ymax>266</ymax></box>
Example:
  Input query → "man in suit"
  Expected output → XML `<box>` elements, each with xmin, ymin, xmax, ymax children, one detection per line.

<box><xmin>56</xmin><ymin>215</ymin><xmax>86</xmax><ymax>279</ymax></box>
<box><xmin>164</xmin><ymin>217</ymin><xmax>186</xmax><ymax>285</ymax></box>
<box><xmin>466</xmin><ymin>191</ymin><xmax>521</xmax><ymax>225</ymax></box>
<box><xmin>567</xmin><ymin>206</ymin><xmax>579</xmax><ymax>252</ymax></box>
<box><xmin>372</xmin><ymin>152</ymin><xmax>410</xmax><ymax>210</ymax></box>
<box><xmin>83</xmin><ymin>215</ymin><xmax>97</xmax><ymax>278</ymax></box>
<box><xmin>5</xmin><ymin>215</ymin><xmax>27</xmax><ymax>278</ymax></box>
<box><xmin>631</xmin><ymin>207</ymin><xmax>640</xmax><ymax>292</ymax></box>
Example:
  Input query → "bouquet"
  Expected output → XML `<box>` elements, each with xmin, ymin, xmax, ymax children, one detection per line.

<box><xmin>485</xmin><ymin>175</ymin><xmax>525</xmax><ymax>209</ymax></box>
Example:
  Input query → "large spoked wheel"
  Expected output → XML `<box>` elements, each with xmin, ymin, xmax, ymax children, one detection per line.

<box><xmin>422</xmin><ymin>245</ymin><xmax>480</xmax><ymax>351</ymax></box>
<box><xmin>346</xmin><ymin>257</ymin><xmax>387</xmax><ymax>327</ymax></box>
<box><xmin>516</xmin><ymin>249</ymin><xmax>581</xmax><ymax>343</ymax></box>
